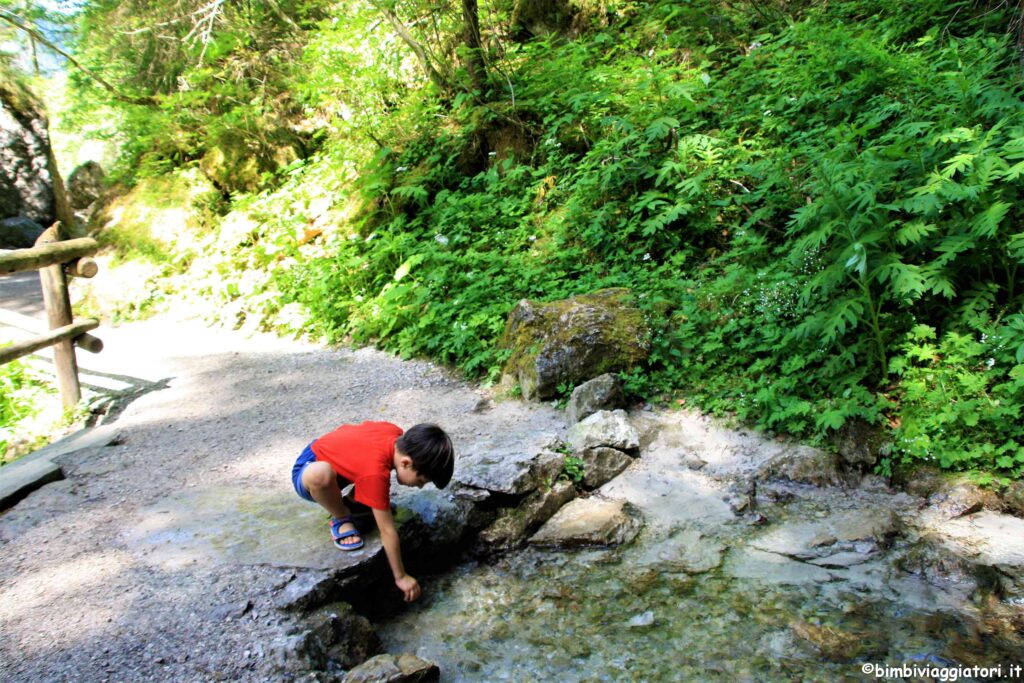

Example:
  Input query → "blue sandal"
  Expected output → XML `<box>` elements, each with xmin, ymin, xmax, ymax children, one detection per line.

<box><xmin>330</xmin><ymin>516</ymin><xmax>364</xmax><ymax>551</ymax></box>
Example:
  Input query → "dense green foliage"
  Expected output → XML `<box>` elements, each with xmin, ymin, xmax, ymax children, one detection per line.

<box><xmin>0</xmin><ymin>358</ymin><xmax>54</xmax><ymax>462</ymax></box>
<box><xmin>49</xmin><ymin>0</ymin><xmax>1024</xmax><ymax>479</ymax></box>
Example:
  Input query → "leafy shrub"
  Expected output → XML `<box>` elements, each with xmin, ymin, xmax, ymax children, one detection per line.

<box><xmin>0</xmin><ymin>358</ymin><xmax>55</xmax><ymax>464</ymax></box>
<box><xmin>80</xmin><ymin>0</ymin><xmax>1024</xmax><ymax>479</ymax></box>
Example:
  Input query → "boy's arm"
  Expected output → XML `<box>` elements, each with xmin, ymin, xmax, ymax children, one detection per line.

<box><xmin>372</xmin><ymin>507</ymin><xmax>421</xmax><ymax>602</ymax></box>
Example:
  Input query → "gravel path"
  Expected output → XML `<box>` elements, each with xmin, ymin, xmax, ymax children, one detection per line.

<box><xmin>0</xmin><ymin>310</ymin><xmax>561</xmax><ymax>682</ymax></box>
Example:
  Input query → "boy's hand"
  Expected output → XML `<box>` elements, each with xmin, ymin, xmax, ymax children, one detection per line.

<box><xmin>395</xmin><ymin>574</ymin><xmax>421</xmax><ymax>602</ymax></box>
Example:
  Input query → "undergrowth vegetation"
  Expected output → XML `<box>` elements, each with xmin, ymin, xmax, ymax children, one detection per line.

<box><xmin>0</xmin><ymin>358</ymin><xmax>60</xmax><ymax>464</ymax></box>
<box><xmin>60</xmin><ymin>0</ymin><xmax>1024</xmax><ymax>480</ymax></box>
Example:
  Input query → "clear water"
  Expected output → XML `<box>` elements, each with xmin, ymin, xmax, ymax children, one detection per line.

<box><xmin>378</xmin><ymin>413</ymin><xmax>1021</xmax><ymax>682</ymax></box>
<box><xmin>378</xmin><ymin>525</ymin><xmax>1019</xmax><ymax>682</ymax></box>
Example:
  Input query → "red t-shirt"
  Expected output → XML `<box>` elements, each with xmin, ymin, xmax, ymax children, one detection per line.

<box><xmin>311</xmin><ymin>421</ymin><xmax>403</xmax><ymax>510</ymax></box>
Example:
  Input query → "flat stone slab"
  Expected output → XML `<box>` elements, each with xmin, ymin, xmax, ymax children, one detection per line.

<box><xmin>529</xmin><ymin>496</ymin><xmax>643</xmax><ymax>548</ymax></box>
<box><xmin>632</xmin><ymin>528</ymin><xmax>724</xmax><ymax>574</ymax></box>
<box><xmin>454</xmin><ymin>432</ymin><xmax>562</xmax><ymax>495</ymax></box>
<box><xmin>749</xmin><ymin>508</ymin><xmax>898</xmax><ymax>560</ymax></box>
<box><xmin>123</xmin><ymin>488</ymin><xmax>382</xmax><ymax>571</ymax></box>
<box><xmin>725</xmin><ymin>547</ymin><xmax>835</xmax><ymax>585</ymax></box>
<box><xmin>917</xmin><ymin>510</ymin><xmax>1024</xmax><ymax>598</ymax></box>
<box><xmin>598</xmin><ymin>455</ymin><xmax>735</xmax><ymax>532</ymax></box>
<box><xmin>1</xmin><ymin>425</ymin><xmax>122</xmax><ymax>509</ymax></box>
<box><xmin>0</xmin><ymin>452</ymin><xmax>63</xmax><ymax>509</ymax></box>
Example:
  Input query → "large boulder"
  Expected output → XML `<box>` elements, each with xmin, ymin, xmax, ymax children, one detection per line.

<box><xmin>499</xmin><ymin>288</ymin><xmax>650</xmax><ymax>400</ymax></box>
<box><xmin>511</xmin><ymin>0</ymin><xmax>573</xmax><ymax>38</ymax></box>
<box><xmin>268</xmin><ymin>605</ymin><xmax>381</xmax><ymax>675</ymax></box>
<box><xmin>832</xmin><ymin>419</ymin><xmax>890</xmax><ymax>470</ymax></box>
<box><xmin>67</xmin><ymin>161</ymin><xmax>105</xmax><ymax>210</ymax></box>
<box><xmin>199</xmin><ymin>128</ymin><xmax>301</xmax><ymax>194</ymax></box>
<box><xmin>0</xmin><ymin>75</ymin><xmax>60</xmax><ymax>227</ymax></box>
<box><xmin>911</xmin><ymin>510</ymin><xmax>1024</xmax><ymax>599</ymax></box>
<box><xmin>392</xmin><ymin>486</ymin><xmax>492</xmax><ymax>570</ymax></box>
<box><xmin>1003</xmin><ymin>480</ymin><xmax>1024</xmax><ymax>518</ymax></box>
<box><xmin>0</xmin><ymin>216</ymin><xmax>44</xmax><ymax>248</ymax></box>
<box><xmin>748</xmin><ymin>508</ymin><xmax>900</xmax><ymax>566</ymax></box>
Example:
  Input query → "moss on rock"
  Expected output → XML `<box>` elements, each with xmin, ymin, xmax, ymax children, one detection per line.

<box><xmin>498</xmin><ymin>288</ymin><xmax>650</xmax><ymax>400</ymax></box>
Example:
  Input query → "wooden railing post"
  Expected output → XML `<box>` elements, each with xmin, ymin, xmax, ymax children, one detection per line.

<box><xmin>34</xmin><ymin>223</ymin><xmax>82</xmax><ymax>409</ymax></box>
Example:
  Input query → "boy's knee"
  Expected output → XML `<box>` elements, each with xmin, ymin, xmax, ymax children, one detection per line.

<box><xmin>303</xmin><ymin>462</ymin><xmax>338</xmax><ymax>491</ymax></box>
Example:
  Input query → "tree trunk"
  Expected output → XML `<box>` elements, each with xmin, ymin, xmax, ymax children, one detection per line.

<box><xmin>462</xmin><ymin>0</ymin><xmax>486</xmax><ymax>94</ymax></box>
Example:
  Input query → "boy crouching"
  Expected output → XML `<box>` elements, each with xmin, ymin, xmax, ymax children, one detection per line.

<box><xmin>291</xmin><ymin>421</ymin><xmax>454</xmax><ymax>602</ymax></box>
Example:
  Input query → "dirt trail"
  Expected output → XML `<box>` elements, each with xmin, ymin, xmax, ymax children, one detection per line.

<box><xmin>0</xmin><ymin>309</ymin><xmax>562</xmax><ymax>682</ymax></box>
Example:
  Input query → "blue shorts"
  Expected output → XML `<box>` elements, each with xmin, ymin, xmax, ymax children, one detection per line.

<box><xmin>291</xmin><ymin>441</ymin><xmax>352</xmax><ymax>502</ymax></box>
<box><xmin>291</xmin><ymin>442</ymin><xmax>319</xmax><ymax>502</ymax></box>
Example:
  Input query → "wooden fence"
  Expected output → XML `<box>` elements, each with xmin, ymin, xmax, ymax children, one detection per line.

<box><xmin>0</xmin><ymin>224</ymin><xmax>103</xmax><ymax>408</ymax></box>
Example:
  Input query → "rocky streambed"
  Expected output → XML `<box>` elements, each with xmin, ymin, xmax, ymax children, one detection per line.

<box><xmin>279</xmin><ymin>405</ymin><xmax>1024</xmax><ymax>682</ymax></box>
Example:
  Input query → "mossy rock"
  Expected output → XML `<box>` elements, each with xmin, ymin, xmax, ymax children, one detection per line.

<box><xmin>91</xmin><ymin>168</ymin><xmax>220</xmax><ymax>253</ymax></box>
<box><xmin>199</xmin><ymin>129</ymin><xmax>302</xmax><ymax>194</ymax></box>
<box><xmin>199</xmin><ymin>133</ymin><xmax>263</xmax><ymax>194</ymax></box>
<box><xmin>499</xmin><ymin>288</ymin><xmax>650</xmax><ymax>400</ymax></box>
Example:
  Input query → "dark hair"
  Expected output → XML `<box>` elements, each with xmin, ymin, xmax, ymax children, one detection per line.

<box><xmin>396</xmin><ymin>423</ymin><xmax>454</xmax><ymax>489</ymax></box>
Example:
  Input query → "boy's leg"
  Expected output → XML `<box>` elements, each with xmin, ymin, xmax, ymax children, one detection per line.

<box><xmin>300</xmin><ymin>462</ymin><xmax>362</xmax><ymax>547</ymax></box>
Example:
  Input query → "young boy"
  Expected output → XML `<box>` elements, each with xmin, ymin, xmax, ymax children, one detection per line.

<box><xmin>291</xmin><ymin>421</ymin><xmax>454</xmax><ymax>603</ymax></box>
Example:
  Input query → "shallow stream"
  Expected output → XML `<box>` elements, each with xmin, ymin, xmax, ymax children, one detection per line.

<box><xmin>379</xmin><ymin>517</ymin><xmax>1004</xmax><ymax>682</ymax></box>
<box><xmin>378</xmin><ymin>413</ymin><xmax>1021</xmax><ymax>682</ymax></box>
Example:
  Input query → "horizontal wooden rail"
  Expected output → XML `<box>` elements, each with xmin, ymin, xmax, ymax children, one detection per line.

<box><xmin>0</xmin><ymin>318</ymin><xmax>99</xmax><ymax>365</ymax></box>
<box><xmin>0</xmin><ymin>237</ymin><xmax>99</xmax><ymax>276</ymax></box>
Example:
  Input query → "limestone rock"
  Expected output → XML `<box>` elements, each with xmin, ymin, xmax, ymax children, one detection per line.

<box><xmin>899</xmin><ymin>466</ymin><xmax>946</xmax><ymax>499</ymax></box>
<box><xmin>0</xmin><ymin>78</ymin><xmax>57</xmax><ymax>226</ymax></box>
<box><xmin>896</xmin><ymin>538</ymin><xmax>985</xmax><ymax>601</ymax></box>
<box><xmin>529</xmin><ymin>496</ymin><xmax>643</xmax><ymax>548</ymax></box>
<box><xmin>342</xmin><ymin>653</ymin><xmax>440</xmax><ymax>683</ymax></box>
<box><xmin>723</xmin><ymin>478</ymin><xmax>757</xmax><ymax>515</ymax></box>
<box><xmin>478</xmin><ymin>480</ymin><xmax>576</xmax><ymax>551</ymax></box>
<box><xmin>312</xmin><ymin>602</ymin><xmax>382</xmax><ymax>669</ymax></box>
<box><xmin>579</xmin><ymin>447</ymin><xmax>633</xmax><ymax>490</ymax></box>
<box><xmin>913</xmin><ymin>510</ymin><xmax>1024</xmax><ymax>599</ymax></box>
<box><xmin>749</xmin><ymin>508</ymin><xmax>899</xmax><ymax>564</ymax></box>
<box><xmin>683</xmin><ymin>453</ymin><xmax>708</xmax><ymax>471</ymax></box>
<box><xmin>199</xmin><ymin>129</ymin><xmax>301</xmax><ymax>194</ymax></box>
<box><xmin>566</xmin><ymin>410</ymin><xmax>640</xmax><ymax>452</ymax></box>
<box><xmin>511</xmin><ymin>0</ymin><xmax>573</xmax><ymax>38</ymax></box>
<box><xmin>267</xmin><ymin>613</ymin><xmax>335</xmax><ymax>674</ymax></box>
<box><xmin>273</xmin><ymin>569</ymin><xmax>341</xmax><ymax>612</ymax></box>
<box><xmin>756</xmin><ymin>444</ymin><xmax>845</xmax><ymax>487</ymax></box>
<box><xmin>832</xmin><ymin>418</ymin><xmax>889</xmax><ymax>470</ymax></box>
<box><xmin>392</xmin><ymin>486</ymin><xmax>488</xmax><ymax>569</ymax></box>
<box><xmin>0</xmin><ymin>216</ymin><xmax>44</xmax><ymax>248</ymax></box>
<box><xmin>456</xmin><ymin>441</ymin><xmax>563</xmax><ymax>496</ymax></box>
<box><xmin>725</xmin><ymin>547</ymin><xmax>835</xmax><ymax>585</ymax></box>
<box><xmin>566</xmin><ymin>373</ymin><xmax>624</xmax><ymax>424</ymax></box>
<box><xmin>268</xmin><ymin>606</ymin><xmax>382</xmax><ymax>675</ymax></box>
<box><xmin>67</xmin><ymin>161</ymin><xmax>105</xmax><ymax>210</ymax></box>
<box><xmin>1003</xmin><ymin>480</ymin><xmax>1024</xmax><ymax>518</ymax></box>
<box><xmin>928</xmin><ymin>480</ymin><xmax>1002</xmax><ymax>519</ymax></box>
<box><xmin>499</xmin><ymin>288</ymin><xmax>650</xmax><ymax>400</ymax></box>
<box><xmin>632</xmin><ymin>529</ymin><xmax>724</xmax><ymax>574</ymax></box>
